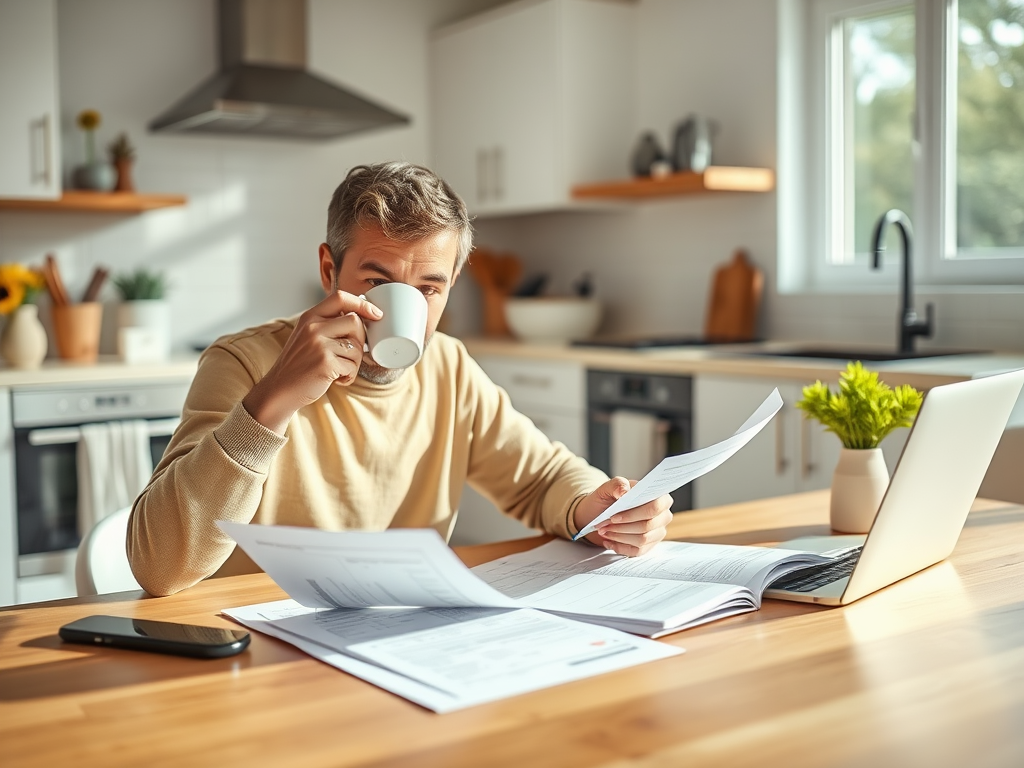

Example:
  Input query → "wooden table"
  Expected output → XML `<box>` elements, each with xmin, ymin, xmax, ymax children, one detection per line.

<box><xmin>3</xmin><ymin>491</ymin><xmax>1023</xmax><ymax>768</ymax></box>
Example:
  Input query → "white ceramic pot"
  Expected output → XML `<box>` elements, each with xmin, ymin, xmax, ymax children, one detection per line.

<box><xmin>0</xmin><ymin>304</ymin><xmax>48</xmax><ymax>369</ymax></box>
<box><xmin>117</xmin><ymin>299</ymin><xmax>171</xmax><ymax>361</ymax></box>
<box><xmin>829</xmin><ymin>447</ymin><xmax>889</xmax><ymax>533</ymax></box>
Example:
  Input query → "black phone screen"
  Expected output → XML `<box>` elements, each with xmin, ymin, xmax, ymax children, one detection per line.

<box><xmin>59</xmin><ymin>614</ymin><xmax>251</xmax><ymax>658</ymax></box>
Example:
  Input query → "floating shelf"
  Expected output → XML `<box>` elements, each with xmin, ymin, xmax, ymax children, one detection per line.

<box><xmin>0</xmin><ymin>191</ymin><xmax>187</xmax><ymax>213</ymax></box>
<box><xmin>571</xmin><ymin>166</ymin><xmax>775</xmax><ymax>200</ymax></box>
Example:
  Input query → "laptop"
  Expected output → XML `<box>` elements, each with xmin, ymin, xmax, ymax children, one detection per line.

<box><xmin>763</xmin><ymin>367</ymin><xmax>1024</xmax><ymax>606</ymax></box>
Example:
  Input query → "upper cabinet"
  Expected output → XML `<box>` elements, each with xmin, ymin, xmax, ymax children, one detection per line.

<box><xmin>0</xmin><ymin>0</ymin><xmax>60</xmax><ymax>200</ymax></box>
<box><xmin>430</xmin><ymin>0</ymin><xmax>635</xmax><ymax>217</ymax></box>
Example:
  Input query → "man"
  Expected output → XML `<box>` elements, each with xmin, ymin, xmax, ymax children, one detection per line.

<box><xmin>127</xmin><ymin>162</ymin><xmax>672</xmax><ymax>597</ymax></box>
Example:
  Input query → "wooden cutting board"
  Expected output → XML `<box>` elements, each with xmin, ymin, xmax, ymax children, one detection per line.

<box><xmin>704</xmin><ymin>249</ymin><xmax>763</xmax><ymax>341</ymax></box>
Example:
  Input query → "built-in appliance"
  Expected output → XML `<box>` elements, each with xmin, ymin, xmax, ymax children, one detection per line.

<box><xmin>586</xmin><ymin>370</ymin><xmax>693</xmax><ymax>512</ymax></box>
<box><xmin>0</xmin><ymin>380</ymin><xmax>189</xmax><ymax>606</ymax></box>
<box><xmin>149</xmin><ymin>0</ymin><xmax>409</xmax><ymax>140</ymax></box>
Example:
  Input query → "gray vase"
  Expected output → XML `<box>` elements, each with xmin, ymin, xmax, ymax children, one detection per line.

<box><xmin>71</xmin><ymin>162</ymin><xmax>117</xmax><ymax>191</ymax></box>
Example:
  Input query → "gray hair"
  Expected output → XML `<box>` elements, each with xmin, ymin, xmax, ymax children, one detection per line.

<box><xmin>325</xmin><ymin>162</ymin><xmax>473</xmax><ymax>275</ymax></box>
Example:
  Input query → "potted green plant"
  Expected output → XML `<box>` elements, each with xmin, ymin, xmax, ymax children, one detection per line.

<box><xmin>113</xmin><ymin>269</ymin><xmax>170</xmax><ymax>362</ymax></box>
<box><xmin>107</xmin><ymin>132</ymin><xmax>136</xmax><ymax>192</ymax></box>
<box><xmin>796</xmin><ymin>361</ymin><xmax>923</xmax><ymax>532</ymax></box>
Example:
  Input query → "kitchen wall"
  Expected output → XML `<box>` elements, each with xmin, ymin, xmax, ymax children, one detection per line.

<box><xmin>460</xmin><ymin>0</ymin><xmax>1024</xmax><ymax>353</ymax></box>
<box><xmin>2</xmin><ymin>0</ymin><xmax>1021</xmax><ymax>353</ymax></box>
<box><xmin>0</xmin><ymin>0</ymin><xmax>506</xmax><ymax>353</ymax></box>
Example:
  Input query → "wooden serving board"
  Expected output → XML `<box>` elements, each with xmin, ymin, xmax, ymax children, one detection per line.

<box><xmin>704</xmin><ymin>249</ymin><xmax>763</xmax><ymax>341</ymax></box>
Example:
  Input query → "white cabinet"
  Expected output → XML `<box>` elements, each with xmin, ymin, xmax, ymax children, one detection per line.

<box><xmin>693</xmin><ymin>375</ymin><xmax>910</xmax><ymax>508</ymax></box>
<box><xmin>451</xmin><ymin>356</ymin><xmax>587</xmax><ymax>545</ymax></box>
<box><xmin>0</xmin><ymin>0</ymin><xmax>60</xmax><ymax>200</ymax></box>
<box><xmin>430</xmin><ymin>0</ymin><xmax>635</xmax><ymax>216</ymax></box>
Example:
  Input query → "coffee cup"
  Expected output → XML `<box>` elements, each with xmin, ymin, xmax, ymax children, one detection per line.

<box><xmin>363</xmin><ymin>283</ymin><xmax>428</xmax><ymax>369</ymax></box>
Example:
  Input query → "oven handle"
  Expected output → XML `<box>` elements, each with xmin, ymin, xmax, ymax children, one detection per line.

<box><xmin>26</xmin><ymin>418</ymin><xmax>181</xmax><ymax>447</ymax></box>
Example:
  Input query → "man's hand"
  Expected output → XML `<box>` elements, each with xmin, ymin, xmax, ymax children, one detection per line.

<box><xmin>242</xmin><ymin>291</ymin><xmax>383</xmax><ymax>433</ymax></box>
<box><xmin>573</xmin><ymin>477</ymin><xmax>673</xmax><ymax>557</ymax></box>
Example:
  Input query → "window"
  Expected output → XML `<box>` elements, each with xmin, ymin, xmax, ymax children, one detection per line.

<box><xmin>778</xmin><ymin>0</ymin><xmax>1024</xmax><ymax>292</ymax></box>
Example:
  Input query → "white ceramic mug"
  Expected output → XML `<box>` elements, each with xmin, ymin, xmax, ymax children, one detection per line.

<box><xmin>363</xmin><ymin>283</ymin><xmax>429</xmax><ymax>369</ymax></box>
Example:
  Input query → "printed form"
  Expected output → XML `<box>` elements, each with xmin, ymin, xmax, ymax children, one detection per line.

<box><xmin>219</xmin><ymin>524</ymin><xmax>682</xmax><ymax>712</ymax></box>
<box><xmin>575</xmin><ymin>388</ymin><xmax>784</xmax><ymax>539</ymax></box>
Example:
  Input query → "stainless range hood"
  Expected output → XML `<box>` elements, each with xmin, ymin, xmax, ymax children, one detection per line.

<box><xmin>149</xmin><ymin>0</ymin><xmax>409</xmax><ymax>140</ymax></box>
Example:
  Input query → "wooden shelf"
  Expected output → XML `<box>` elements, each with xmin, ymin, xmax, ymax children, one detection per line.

<box><xmin>0</xmin><ymin>191</ymin><xmax>187</xmax><ymax>213</ymax></box>
<box><xmin>571</xmin><ymin>166</ymin><xmax>775</xmax><ymax>200</ymax></box>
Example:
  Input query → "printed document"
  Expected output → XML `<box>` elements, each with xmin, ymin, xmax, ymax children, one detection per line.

<box><xmin>219</xmin><ymin>523</ymin><xmax>682</xmax><ymax>712</ymax></box>
<box><xmin>574</xmin><ymin>388</ymin><xmax>784</xmax><ymax>539</ymax></box>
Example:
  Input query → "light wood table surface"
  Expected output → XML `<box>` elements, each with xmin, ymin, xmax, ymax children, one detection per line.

<box><xmin>3</xmin><ymin>491</ymin><xmax>1023</xmax><ymax>768</ymax></box>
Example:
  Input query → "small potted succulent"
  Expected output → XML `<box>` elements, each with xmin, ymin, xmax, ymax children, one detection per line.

<box><xmin>107</xmin><ymin>132</ymin><xmax>136</xmax><ymax>192</ymax></box>
<box><xmin>113</xmin><ymin>269</ymin><xmax>170</xmax><ymax>361</ymax></box>
<box><xmin>796</xmin><ymin>361</ymin><xmax>923</xmax><ymax>532</ymax></box>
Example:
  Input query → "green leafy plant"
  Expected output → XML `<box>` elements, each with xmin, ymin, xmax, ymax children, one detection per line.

<box><xmin>113</xmin><ymin>269</ymin><xmax>167</xmax><ymax>301</ymax></box>
<box><xmin>796</xmin><ymin>361</ymin><xmax>923</xmax><ymax>449</ymax></box>
<box><xmin>107</xmin><ymin>132</ymin><xmax>136</xmax><ymax>162</ymax></box>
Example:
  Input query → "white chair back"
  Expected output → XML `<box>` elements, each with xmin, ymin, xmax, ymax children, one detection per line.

<box><xmin>75</xmin><ymin>506</ymin><xmax>142</xmax><ymax>596</ymax></box>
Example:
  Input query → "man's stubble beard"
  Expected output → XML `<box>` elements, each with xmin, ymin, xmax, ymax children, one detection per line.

<box><xmin>356</xmin><ymin>332</ymin><xmax>434</xmax><ymax>385</ymax></box>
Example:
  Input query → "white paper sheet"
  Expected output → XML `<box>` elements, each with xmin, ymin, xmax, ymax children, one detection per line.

<box><xmin>224</xmin><ymin>599</ymin><xmax>683</xmax><ymax>713</ymax></box>
<box><xmin>574</xmin><ymin>388</ymin><xmax>784</xmax><ymax>540</ymax></box>
<box><xmin>218</xmin><ymin>523</ymin><xmax>520</xmax><ymax>610</ymax></box>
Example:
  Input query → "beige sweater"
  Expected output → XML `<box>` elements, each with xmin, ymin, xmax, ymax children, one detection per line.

<box><xmin>127</xmin><ymin>318</ymin><xmax>607</xmax><ymax>596</ymax></box>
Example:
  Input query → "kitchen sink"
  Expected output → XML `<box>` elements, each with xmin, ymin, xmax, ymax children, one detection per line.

<box><xmin>740</xmin><ymin>346</ymin><xmax>987</xmax><ymax>362</ymax></box>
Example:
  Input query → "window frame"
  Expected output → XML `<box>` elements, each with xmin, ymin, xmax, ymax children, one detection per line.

<box><xmin>778</xmin><ymin>0</ymin><xmax>1024</xmax><ymax>294</ymax></box>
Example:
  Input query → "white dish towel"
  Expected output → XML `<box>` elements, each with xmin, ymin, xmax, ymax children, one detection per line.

<box><xmin>609</xmin><ymin>409</ymin><xmax>668</xmax><ymax>483</ymax></box>
<box><xmin>77</xmin><ymin>420</ymin><xmax>154</xmax><ymax>537</ymax></box>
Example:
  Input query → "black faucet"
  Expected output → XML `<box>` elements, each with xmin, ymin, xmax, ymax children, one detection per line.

<box><xmin>870</xmin><ymin>209</ymin><xmax>933</xmax><ymax>354</ymax></box>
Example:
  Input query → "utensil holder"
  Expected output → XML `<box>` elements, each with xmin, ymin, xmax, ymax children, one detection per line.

<box><xmin>52</xmin><ymin>302</ymin><xmax>103</xmax><ymax>362</ymax></box>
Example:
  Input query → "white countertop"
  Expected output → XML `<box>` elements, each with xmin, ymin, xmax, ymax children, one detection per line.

<box><xmin>0</xmin><ymin>355</ymin><xmax>200</xmax><ymax>388</ymax></box>
<box><xmin>461</xmin><ymin>337</ymin><xmax>1024</xmax><ymax>389</ymax></box>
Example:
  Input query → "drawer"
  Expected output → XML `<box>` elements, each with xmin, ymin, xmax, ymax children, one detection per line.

<box><xmin>476</xmin><ymin>356</ymin><xmax>585</xmax><ymax>412</ymax></box>
<box><xmin>518</xmin><ymin>407</ymin><xmax>586</xmax><ymax>457</ymax></box>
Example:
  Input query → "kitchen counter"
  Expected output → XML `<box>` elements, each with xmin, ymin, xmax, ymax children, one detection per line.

<box><xmin>0</xmin><ymin>355</ymin><xmax>199</xmax><ymax>388</ymax></box>
<box><xmin>462</xmin><ymin>337</ymin><xmax>1024</xmax><ymax>389</ymax></box>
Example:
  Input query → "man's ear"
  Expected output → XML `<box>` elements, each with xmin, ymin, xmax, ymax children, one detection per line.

<box><xmin>451</xmin><ymin>267</ymin><xmax>461</xmax><ymax>287</ymax></box>
<box><xmin>318</xmin><ymin>243</ymin><xmax>335</xmax><ymax>294</ymax></box>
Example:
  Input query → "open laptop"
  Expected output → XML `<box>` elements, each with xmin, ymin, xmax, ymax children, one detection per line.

<box><xmin>763</xmin><ymin>367</ymin><xmax>1024</xmax><ymax>606</ymax></box>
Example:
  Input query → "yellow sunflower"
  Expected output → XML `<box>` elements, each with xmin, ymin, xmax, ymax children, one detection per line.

<box><xmin>0</xmin><ymin>264</ymin><xmax>45</xmax><ymax>315</ymax></box>
<box><xmin>77</xmin><ymin>109</ymin><xmax>101</xmax><ymax>130</ymax></box>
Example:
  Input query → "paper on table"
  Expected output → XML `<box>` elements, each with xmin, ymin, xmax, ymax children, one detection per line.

<box><xmin>218</xmin><ymin>523</ymin><xmax>520</xmax><ymax>610</ymax></box>
<box><xmin>224</xmin><ymin>599</ymin><xmax>683</xmax><ymax>713</ymax></box>
<box><xmin>574</xmin><ymin>389</ymin><xmax>784</xmax><ymax>540</ymax></box>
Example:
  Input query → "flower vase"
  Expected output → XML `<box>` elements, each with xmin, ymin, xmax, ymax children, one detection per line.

<box><xmin>0</xmin><ymin>304</ymin><xmax>48</xmax><ymax>369</ymax></box>
<box><xmin>830</xmin><ymin>448</ymin><xmax>890</xmax><ymax>533</ymax></box>
<box><xmin>71</xmin><ymin>162</ymin><xmax>116</xmax><ymax>191</ymax></box>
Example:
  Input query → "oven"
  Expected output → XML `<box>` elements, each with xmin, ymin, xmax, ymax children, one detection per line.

<box><xmin>0</xmin><ymin>380</ymin><xmax>189</xmax><ymax>605</ymax></box>
<box><xmin>586</xmin><ymin>370</ymin><xmax>693</xmax><ymax>512</ymax></box>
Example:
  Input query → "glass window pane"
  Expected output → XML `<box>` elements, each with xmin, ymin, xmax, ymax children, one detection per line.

<box><xmin>843</xmin><ymin>8</ymin><xmax>915</xmax><ymax>262</ymax></box>
<box><xmin>957</xmin><ymin>0</ymin><xmax>1024</xmax><ymax>254</ymax></box>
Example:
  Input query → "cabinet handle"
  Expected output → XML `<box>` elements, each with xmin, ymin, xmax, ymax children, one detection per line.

<box><xmin>492</xmin><ymin>146</ymin><xmax>504</xmax><ymax>200</ymax></box>
<box><xmin>476</xmin><ymin>148</ymin><xmax>489</xmax><ymax>203</ymax></box>
<box><xmin>775</xmin><ymin>407</ymin><xmax>789</xmax><ymax>475</ymax></box>
<box><xmin>800</xmin><ymin>416</ymin><xmax>815</xmax><ymax>479</ymax></box>
<box><xmin>510</xmin><ymin>374</ymin><xmax>552</xmax><ymax>389</ymax></box>
<box><xmin>32</xmin><ymin>114</ymin><xmax>53</xmax><ymax>187</ymax></box>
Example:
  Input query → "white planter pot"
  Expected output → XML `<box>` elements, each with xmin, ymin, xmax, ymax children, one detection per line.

<box><xmin>117</xmin><ymin>300</ymin><xmax>170</xmax><ymax>362</ymax></box>
<box><xmin>0</xmin><ymin>304</ymin><xmax>48</xmax><ymax>369</ymax></box>
<box><xmin>830</xmin><ymin>447</ymin><xmax>890</xmax><ymax>533</ymax></box>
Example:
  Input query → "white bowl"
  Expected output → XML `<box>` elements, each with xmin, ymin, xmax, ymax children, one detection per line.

<box><xmin>504</xmin><ymin>297</ymin><xmax>602</xmax><ymax>343</ymax></box>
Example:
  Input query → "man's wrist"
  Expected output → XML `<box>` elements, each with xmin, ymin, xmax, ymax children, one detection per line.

<box><xmin>242</xmin><ymin>375</ymin><xmax>294</xmax><ymax>435</ymax></box>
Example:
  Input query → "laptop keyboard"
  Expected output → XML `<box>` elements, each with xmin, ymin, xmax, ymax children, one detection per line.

<box><xmin>769</xmin><ymin>547</ymin><xmax>864</xmax><ymax>593</ymax></box>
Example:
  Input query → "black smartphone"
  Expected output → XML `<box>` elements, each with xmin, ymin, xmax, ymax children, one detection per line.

<box><xmin>59</xmin><ymin>614</ymin><xmax>250</xmax><ymax>659</ymax></box>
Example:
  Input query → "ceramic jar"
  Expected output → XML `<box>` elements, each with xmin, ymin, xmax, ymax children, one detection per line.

<box><xmin>0</xmin><ymin>304</ymin><xmax>48</xmax><ymax>369</ymax></box>
<box><xmin>829</xmin><ymin>447</ymin><xmax>890</xmax><ymax>533</ymax></box>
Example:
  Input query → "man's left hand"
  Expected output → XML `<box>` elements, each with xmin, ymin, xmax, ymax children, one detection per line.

<box><xmin>573</xmin><ymin>477</ymin><xmax>673</xmax><ymax>556</ymax></box>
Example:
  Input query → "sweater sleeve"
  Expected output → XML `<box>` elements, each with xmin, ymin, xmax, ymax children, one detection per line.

<box><xmin>126</xmin><ymin>344</ymin><xmax>288</xmax><ymax>596</ymax></box>
<box><xmin>461</xmin><ymin>351</ymin><xmax>608</xmax><ymax>539</ymax></box>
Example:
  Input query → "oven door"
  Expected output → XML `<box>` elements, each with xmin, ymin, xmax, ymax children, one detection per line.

<box><xmin>14</xmin><ymin>420</ymin><xmax>177</xmax><ymax>563</ymax></box>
